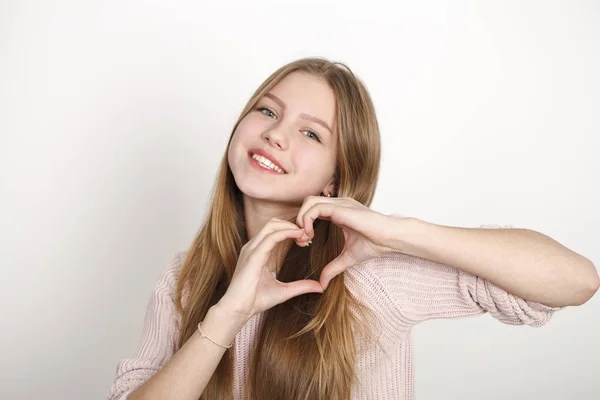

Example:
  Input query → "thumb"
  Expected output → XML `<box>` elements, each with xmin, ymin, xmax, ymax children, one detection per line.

<box><xmin>278</xmin><ymin>280</ymin><xmax>324</xmax><ymax>303</ymax></box>
<box><xmin>320</xmin><ymin>252</ymin><xmax>353</xmax><ymax>290</ymax></box>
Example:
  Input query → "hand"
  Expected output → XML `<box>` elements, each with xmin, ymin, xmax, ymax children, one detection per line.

<box><xmin>296</xmin><ymin>195</ymin><xmax>399</xmax><ymax>290</ymax></box>
<box><xmin>218</xmin><ymin>217</ymin><xmax>324</xmax><ymax>320</ymax></box>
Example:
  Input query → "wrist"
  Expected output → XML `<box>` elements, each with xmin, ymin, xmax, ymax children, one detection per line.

<box><xmin>211</xmin><ymin>301</ymin><xmax>251</xmax><ymax>327</ymax></box>
<box><xmin>384</xmin><ymin>216</ymin><xmax>425</xmax><ymax>255</ymax></box>
<box><xmin>199</xmin><ymin>303</ymin><xmax>248</xmax><ymax>347</ymax></box>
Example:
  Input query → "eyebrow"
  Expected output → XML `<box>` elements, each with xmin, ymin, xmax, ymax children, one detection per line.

<box><xmin>264</xmin><ymin>93</ymin><xmax>333</xmax><ymax>134</ymax></box>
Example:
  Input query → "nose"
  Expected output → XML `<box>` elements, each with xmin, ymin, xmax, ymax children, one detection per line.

<box><xmin>261</xmin><ymin>126</ymin><xmax>288</xmax><ymax>150</ymax></box>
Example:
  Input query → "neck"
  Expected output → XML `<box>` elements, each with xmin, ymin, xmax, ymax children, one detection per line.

<box><xmin>242</xmin><ymin>195</ymin><xmax>300</xmax><ymax>239</ymax></box>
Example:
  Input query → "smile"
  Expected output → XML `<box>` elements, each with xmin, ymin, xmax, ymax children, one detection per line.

<box><xmin>248</xmin><ymin>153</ymin><xmax>286</xmax><ymax>174</ymax></box>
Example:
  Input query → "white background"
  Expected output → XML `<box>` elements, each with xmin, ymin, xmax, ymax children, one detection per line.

<box><xmin>1</xmin><ymin>1</ymin><xmax>599</xmax><ymax>399</ymax></box>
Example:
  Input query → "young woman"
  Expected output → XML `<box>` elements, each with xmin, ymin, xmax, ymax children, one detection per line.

<box><xmin>108</xmin><ymin>58</ymin><xmax>598</xmax><ymax>400</ymax></box>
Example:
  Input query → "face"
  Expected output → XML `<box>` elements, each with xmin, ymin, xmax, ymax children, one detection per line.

<box><xmin>228</xmin><ymin>71</ymin><xmax>338</xmax><ymax>206</ymax></box>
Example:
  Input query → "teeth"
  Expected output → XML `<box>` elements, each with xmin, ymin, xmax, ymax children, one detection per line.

<box><xmin>251</xmin><ymin>154</ymin><xmax>285</xmax><ymax>174</ymax></box>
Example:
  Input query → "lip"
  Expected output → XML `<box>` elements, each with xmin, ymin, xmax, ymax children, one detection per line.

<box><xmin>248</xmin><ymin>148</ymin><xmax>287</xmax><ymax>173</ymax></box>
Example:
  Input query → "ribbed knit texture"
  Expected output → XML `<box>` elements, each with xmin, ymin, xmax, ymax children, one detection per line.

<box><xmin>107</xmin><ymin>225</ymin><xmax>560</xmax><ymax>399</ymax></box>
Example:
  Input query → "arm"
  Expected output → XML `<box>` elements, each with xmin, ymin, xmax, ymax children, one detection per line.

<box><xmin>107</xmin><ymin>252</ymin><xmax>248</xmax><ymax>400</ymax></box>
<box><xmin>385</xmin><ymin>217</ymin><xmax>599</xmax><ymax>307</ymax></box>
<box><xmin>359</xmin><ymin>251</ymin><xmax>559</xmax><ymax>327</ymax></box>
<box><xmin>128</xmin><ymin>304</ymin><xmax>247</xmax><ymax>400</ymax></box>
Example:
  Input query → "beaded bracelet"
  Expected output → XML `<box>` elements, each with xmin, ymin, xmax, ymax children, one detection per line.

<box><xmin>197</xmin><ymin>321</ymin><xmax>233</xmax><ymax>349</ymax></box>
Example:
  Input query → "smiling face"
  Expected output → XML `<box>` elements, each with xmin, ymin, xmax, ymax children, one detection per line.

<box><xmin>228</xmin><ymin>71</ymin><xmax>338</xmax><ymax>206</ymax></box>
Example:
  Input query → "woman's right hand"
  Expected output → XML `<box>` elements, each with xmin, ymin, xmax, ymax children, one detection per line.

<box><xmin>217</xmin><ymin>217</ymin><xmax>324</xmax><ymax>321</ymax></box>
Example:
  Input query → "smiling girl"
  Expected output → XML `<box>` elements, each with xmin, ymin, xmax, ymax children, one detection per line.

<box><xmin>108</xmin><ymin>58</ymin><xmax>598</xmax><ymax>400</ymax></box>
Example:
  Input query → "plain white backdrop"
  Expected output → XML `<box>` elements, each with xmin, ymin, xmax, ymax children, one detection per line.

<box><xmin>1</xmin><ymin>1</ymin><xmax>598</xmax><ymax>399</ymax></box>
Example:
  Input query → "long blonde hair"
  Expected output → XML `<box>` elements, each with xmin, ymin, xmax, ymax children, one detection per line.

<box><xmin>175</xmin><ymin>58</ymin><xmax>382</xmax><ymax>399</ymax></box>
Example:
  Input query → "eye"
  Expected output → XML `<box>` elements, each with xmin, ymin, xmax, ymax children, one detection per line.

<box><xmin>257</xmin><ymin>107</ymin><xmax>277</xmax><ymax>119</ymax></box>
<box><xmin>302</xmin><ymin>129</ymin><xmax>322</xmax><ymax>143</ymax></box>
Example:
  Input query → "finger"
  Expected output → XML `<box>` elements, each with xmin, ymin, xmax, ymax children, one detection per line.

<box><xmin>302</xmin><ymin>202</ymin><xmax>340</xmax><ymax>239</ymax></box>
<box><xmin>295</xmin><ymin>195</ymin><xmax>319</xmax><ymax>230</ymax></box>
<box><xmin>252</xmin><ymin>228</ymin><xmax>306</xmax><ymax>270</ymax></box>
<box><xmin>277</xmin><ymin>279</ymin><xmax>324</xmax><ymax>303</ymax></box>
<box><xmin>248</xmin><ymin>219</ymin><xmax>302</xmax><ymax>251</ymax></box>
<box><xmin>319</xmin><ymin>252</ymin><xmax>354</xmax><ymax>290</ymax></box>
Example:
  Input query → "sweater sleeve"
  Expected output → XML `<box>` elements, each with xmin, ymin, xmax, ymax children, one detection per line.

<box><xmin>107</xmin><ymin>251</ymin><xmax>185</xmax><ymax>400</ymax></box>
<box><xmin>366</xmin><ymin>225</ymin><xmax>562</xmax><ymax>327</ymax></box>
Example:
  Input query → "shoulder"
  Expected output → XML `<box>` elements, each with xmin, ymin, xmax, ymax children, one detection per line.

<box><xmin>153</xmin><ymin>250</ymin><xmax>188</xmax><ymax>300</ymax></box>
<box><xmin>161</xmin><ymin>250</ymin><xmax>187</xmax><ymax>281</ymax></box>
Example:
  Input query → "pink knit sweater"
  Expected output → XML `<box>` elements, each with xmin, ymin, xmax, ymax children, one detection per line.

<box><xmin>107</xmin><ymin>226</ymin><xmax>559</xmax><ymax>399</ymax></box>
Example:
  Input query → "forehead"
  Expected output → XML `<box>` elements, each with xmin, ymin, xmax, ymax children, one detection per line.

<box><xmin>268</xmin><ymin>71</ymin><xmax>337</xmax><ymax>132</ymax></box>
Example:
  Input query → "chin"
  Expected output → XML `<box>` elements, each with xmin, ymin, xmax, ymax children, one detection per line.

<box><xmin>233</xmin><ymin>175</ymin><xmax>272</xmax><ymax>198</ymax></box>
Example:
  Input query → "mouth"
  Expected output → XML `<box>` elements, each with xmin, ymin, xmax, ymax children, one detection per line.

<box><xmin>247</xmin><ymin>149</ymin><xmax>287</xmax><ymax>174</ymax></box>
<box><xmin>248</xmin><ymin>152</ymin><xmax>287</xmax><ymax>174</ymax></box>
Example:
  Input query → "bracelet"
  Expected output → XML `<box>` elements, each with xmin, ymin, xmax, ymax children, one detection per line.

<box><xmin>197</xmin><ymin>321</ymin><xmax>233</xmax><ymax>349</ymax></box>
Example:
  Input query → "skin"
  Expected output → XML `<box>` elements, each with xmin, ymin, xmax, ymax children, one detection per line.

<box><xmin>127</xmin><ymin>68</ymin><xmax>598</xmax><ymax>400</ymax></box>
<box><xmin>227</xmin><ymin>71</ymin><xmax>338</xmax><ymax>269</ymax></box>
<box><xmin>226</xmin><ymin>71</ymin><xmax>599</xmax><ymax>303</ymax></box>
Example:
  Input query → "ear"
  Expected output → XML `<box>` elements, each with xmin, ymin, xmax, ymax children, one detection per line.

<box><xmin>321</xmin><ymin>180</ymin><xmax>337</xmax><ymax>197</ymax></box>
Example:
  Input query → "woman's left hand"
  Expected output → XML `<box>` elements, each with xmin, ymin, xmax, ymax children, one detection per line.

<box><xmin>295</xmin><ymin>195</ymin><xmax>401</xmax><ymax>290</ymax></box>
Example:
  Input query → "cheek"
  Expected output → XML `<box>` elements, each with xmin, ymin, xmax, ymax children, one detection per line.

<box><xmin>236</xmin><ymin>116</ymin><xmax>267</xmax><ymax>140</ymax></box>
<box><xmin>229</xmin><ymin>118</ymin><xmax>262</xmax><ymax>155</ymax></box>
<box><xmin>294</xmin><ymin>152</ymin><xmax>315</xmax><ymax>170</ymax></box>
<box><xmin>293</xmin><ymin>150</ymin><xmax>331</xmax><ymax>175</ymax></box>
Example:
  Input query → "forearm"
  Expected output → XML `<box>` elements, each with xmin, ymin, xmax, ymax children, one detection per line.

<box><xmin>386</xmin><ymin>217</ymin><xmax>599</xmax><ymax>307</ymax></box>
<box><xmin>128</xmin><ymin>304</ymin><xmax>247</xmax><ymax>400</ymax></box>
